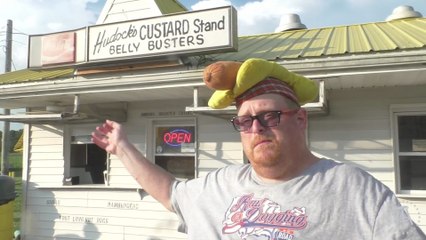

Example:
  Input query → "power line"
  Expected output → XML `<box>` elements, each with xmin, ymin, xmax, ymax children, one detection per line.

<box><xmin>0</xmin><ymin>20</ymin><xmax>28</xmax><ymax>73</ymax></box>
<box><xmin>12</xmin><ymin>27</ymin><xmax>28</xmax><ymax>36</ymax></box>
<box><xmin>0</xmin><ymin>31</ymin><xmax>28</xmax><ymax>36</ymax></box>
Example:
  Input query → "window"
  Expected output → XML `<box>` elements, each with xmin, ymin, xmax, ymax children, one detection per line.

<box><xmin>66</xmin><ymin>135</ymin><xmax>107</xmax><ymax>185</ymax></box>
<box><xmin>393</xmin><ymin>108</ymin><xmax>426</xmax><ymax>194</ymax></box>
<box><xmin>154</xmin><ymin>125</ymin><xmax>196</xmax><ymax>179</ymax></box>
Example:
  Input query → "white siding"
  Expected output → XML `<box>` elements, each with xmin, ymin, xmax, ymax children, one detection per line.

<box><xmin>23</xmin><ymin>99</ymin><xmax>197</xmax><ymax>239</ymax></box>
<box><xmin>22</xmin><ymin>84</ymin><xmax>426</xmax><ymax>238</ymax></box>
<box><xmin>197</xmin><ymin>114</ymin><xmax>243</xmax><ymax>176</ymax></box>
<box><xmin>28</xmin><ymin>125</ymin><xmax>65</xmax><ymax>187</ymax></box>
<box><xmin>309</xmin><ymin>84</ymin><xmax>426</xmax><ymax>232</ymax></box>
<box><xmin>23</xmin><ymin>189</ymin><xmax>185</xmax><ymax>239</ymax></box>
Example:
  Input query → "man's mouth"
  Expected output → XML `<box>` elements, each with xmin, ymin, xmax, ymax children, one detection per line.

<box><xmin>253</xmin><ymin>139</ymin><xmax>272</xmax><ymax>148</ymax></box>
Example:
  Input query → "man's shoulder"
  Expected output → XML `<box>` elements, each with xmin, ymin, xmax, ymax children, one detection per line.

<box><xmin>318</xmin><ymin>158</ymin><xmax>391</xmax><ymax>193</ymax></box>
<box><xmin>210</xmin><ymin>164</ymin><xmax>251</xmax><ymax>176</ymax></box>
<box><xmin>317</xmin><ymin>158</ymin><xmax>370</xmax><ymax>176</ymax></box>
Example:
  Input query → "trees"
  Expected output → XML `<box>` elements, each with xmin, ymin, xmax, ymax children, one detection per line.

<box><xmin>0</xmin><ymin>129</ymin><xmax>24</xmax><ymax>153</ymax></box>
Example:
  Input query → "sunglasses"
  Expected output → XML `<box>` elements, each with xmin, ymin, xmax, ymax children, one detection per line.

<box><xmin>231</xmin><ymin>109</ymin><xmax>299</xmax><ymax>132</ymax></box>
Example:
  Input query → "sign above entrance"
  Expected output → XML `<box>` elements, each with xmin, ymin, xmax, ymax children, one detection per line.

<box><xmin>27</xmin><ymin>6</ymin><xmax>237</xmax><ymax>68</ymax></box>
<box><xmin>87</xmin><ymin>6</ymin><xmax>238</xmax><ymax>62</ymax></box>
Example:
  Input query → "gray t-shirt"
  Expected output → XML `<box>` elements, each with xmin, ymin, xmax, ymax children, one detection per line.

<box><xmin>171</xmin><ymin>159</ymin><xmax>426</xmax><ymax>239</ymax></box>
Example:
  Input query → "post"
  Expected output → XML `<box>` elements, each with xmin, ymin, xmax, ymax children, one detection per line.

<box><xmin>4</xmin><ymin>19</ymin><xmax>12</xmax><ymax>72</ymax></box>
<box><xmin>1</xmin><ymin>19</ymin><xmax>12</xmax><ymax>175</ymax></box>
<box><xmin>1</xmin><ymin>110</ymin><xmax>10</xmax><ymax>175</ymax></box>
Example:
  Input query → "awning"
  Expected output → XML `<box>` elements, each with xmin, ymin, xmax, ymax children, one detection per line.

<box><xmin>185</xmin><ymin>80</ymin><xmax>327</xmax><ymax>115</ymax></box>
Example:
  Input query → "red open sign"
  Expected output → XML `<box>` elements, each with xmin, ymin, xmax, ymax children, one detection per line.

<box><xmin>163</xmin><ymin>129</ymin><xmax>192</xmax><ymax>147</ymax></box>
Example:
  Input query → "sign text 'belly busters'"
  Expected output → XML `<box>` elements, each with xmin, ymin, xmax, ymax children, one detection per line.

<box><xmin>93</xmin><ymin>17</ymin><xmax>225</xmax><ymax>55</ymax></box>
<box><xmin>87</xmin><ymin>6</ymin><xmax>235</xmax><ymax>62</ymax></box>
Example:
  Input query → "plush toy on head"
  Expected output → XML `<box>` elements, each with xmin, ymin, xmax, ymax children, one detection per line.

<box><xmin>203</xmin><ymin>61</ymin><xmax>242</xmax><ymax>90</ymax></box>
<box><xmin>203</xmin><ymin>58</ymin><xmax>319</xmax><ymax>109</ymax></box>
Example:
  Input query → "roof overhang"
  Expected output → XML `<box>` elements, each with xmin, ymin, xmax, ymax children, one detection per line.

<box><xmin>0</xmin><ymin>50</ymin><xmax>425</xmax><ymax>112</ymax></box>
<box><xmin>0</xmin><ymin>112</ymin><xmax>91</xmax><ymax>124</ymax></box>
<box><xmin>185</xmin><ymin>80</ymin><xmax>328</xmax><ymax>115</ymax></box>
<box><xmin>0</xmin><ymin>96</ymin><xmax>127</xmax><ymax>124</ymax></box>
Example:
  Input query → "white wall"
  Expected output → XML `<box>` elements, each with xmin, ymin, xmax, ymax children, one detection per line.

<box><xmin>197</xmin><ymin>114</ymin><xmax>242</xmax><ymax>176</ymax></box>
<box><xmin>22</xmin><ymin>98</ymin><xmax>244</xmax><ymax>239</ymax></box>
<box><xmin>22</xmin><ymin>84</ymin><xmax>426</xmax><ymax>238</ymax></box>
<box><xmin>309</xmin><ymin>84</ymin><xmax>426</xmax><ymax>232</ymax></box>
<box><xmin>22</xmin><ymin>101</ymin><xmax>186</xmax><ymax>239</ymax></box>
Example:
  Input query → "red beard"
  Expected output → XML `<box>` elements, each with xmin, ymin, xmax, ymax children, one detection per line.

<box><xmin>246</xmin><ymin>136</ymin><xmax>281</xmax><ymax>167</ymax></box>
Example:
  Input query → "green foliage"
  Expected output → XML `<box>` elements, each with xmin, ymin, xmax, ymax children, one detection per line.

<box><xmin>14</xmin><ymin>173</ymin><xmax>22</xmax><ymax>232</ymax></box>
<box><xmin>0</xmin><ymin>130</ymin><xmax>23</xmax><ymax>231</ymax></box>
<box><xmin>9</xmin><ymin>130</ymin><xmax>23</xmax><ymax>152</ymax></box>
<box><xmin>13</xmin><ymin>133</ymin><xmax>23</xmax><ymax>153</ymax></box>
<box><xmin>0</xmin><ymin>129</ymin><xmax>23</xmax><ymax>153</ymax></box>
<box><xmin>9</xmin><ymin>152</ymin><xmax>23</xmax><ymax>169</ymax></box>
<box><xmin>0</xmin><ymin>129</ymin><xmax>24</xmax><ymax>232</ymax></box>
<box><xmin>1</xmin><ymin>152</ymin><xmax>24</xmax><ymax>232</ymax></box>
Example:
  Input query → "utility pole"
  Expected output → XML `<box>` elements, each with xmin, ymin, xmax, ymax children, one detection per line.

<box><xmin>1</xmin><ymin>19</ymin><xmax>12</xmax><ymax>175</ymax></box>
<box><xmin>4</xmin><ymin>19</ymin><xmax>12</xmax><ymax>72</ymax></box>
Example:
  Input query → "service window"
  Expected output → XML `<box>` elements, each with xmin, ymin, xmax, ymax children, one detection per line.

<box><xmin>67</xmin><ymin>135</ymin><xmax>107</xmax><ymax>185</ymax></box>
<box><xmin>393</xmin><ymin>110</ymin><xmax>426</xmax><ymax>195</ymax></box>
<box><xmin>154</xmin><ymin>125</ymin><xmax>195</xmax><ymax>179</ymax></box>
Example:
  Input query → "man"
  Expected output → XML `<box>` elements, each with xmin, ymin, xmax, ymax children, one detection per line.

<box><xmin>92</xmin><ymin>59</ymin><xmax>425</xmax><ymax>239</ymax></box>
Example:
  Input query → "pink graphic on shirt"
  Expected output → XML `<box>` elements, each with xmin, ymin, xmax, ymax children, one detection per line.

<box><xmin>222</xmin><ymin>193</ymin><xmax>307</xmax><ymax>240</ymax></box>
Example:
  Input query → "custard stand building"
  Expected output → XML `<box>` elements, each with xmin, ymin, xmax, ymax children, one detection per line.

<box><xmin>0</xmin><ymin>1</ymin><xmax>425</xmax><ymax>239</ymax></box>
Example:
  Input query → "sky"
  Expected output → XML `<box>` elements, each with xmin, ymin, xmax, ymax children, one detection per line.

<box><xmin>0</xmin><ymin>0</ymin><xmax>425</xmax><ymax>129</ymax></box>
<box><xmin>0</xmin><ymin>0</ymin><xmax>425</xmax><ymax>73</ymax></box>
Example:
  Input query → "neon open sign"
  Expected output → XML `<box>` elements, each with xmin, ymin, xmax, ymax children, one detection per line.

<box><xmin>163</xmin><ymin>129</ymin><xmax>193</xmax><ymax>147</ymax></box>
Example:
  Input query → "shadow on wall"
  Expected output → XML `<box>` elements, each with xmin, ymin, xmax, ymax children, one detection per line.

<box><xmin>21</xmin><ymin>182</ymin><xmax>103</xmax><ymax>240</ymax></box>
<box><xmin>54</xmin><ymin>222</ymin><xmax>100</xmax><ymax>240</ymax></box>
<box><xmin>21</xmin><ymin>182</ymin><xmax>183</xmax><ymax>239</ymax></box>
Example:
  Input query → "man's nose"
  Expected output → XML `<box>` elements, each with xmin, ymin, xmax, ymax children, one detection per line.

<box><xmin>249</xmin><ymin>118</ymin><xmax>266</xmax><ymax>133</ymax></box>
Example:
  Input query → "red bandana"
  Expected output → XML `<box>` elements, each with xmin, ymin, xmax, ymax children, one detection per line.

<box><xmin>235</xmin><ymin>77</ymin><xmax>299</xmax><ymax>107</ymax></box>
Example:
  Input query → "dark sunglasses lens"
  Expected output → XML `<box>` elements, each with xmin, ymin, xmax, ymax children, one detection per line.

<box><xmin>234</xmin><ymin>116</ymin><xmax>252</xmax><ymax>131</ymax></box>
<box><xmin>232</xmin><ymin>111</ymin><xmax>282</xmax><ymax>131</ymax></box>
<box><xmin>258</xmin><ymin>111</ymin><xmax>280</xmax><ymax>127</ymax></box>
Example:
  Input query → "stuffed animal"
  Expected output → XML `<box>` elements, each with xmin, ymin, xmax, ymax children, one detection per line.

<box><xmin>202</xmin><ymin>58</ymin><xmax>319</xmax><ymax>109</ymax></box>
<box><xmin>203</xmin><ymin>61</ymin><xmax>242</xmax><ymax>90</ymax></box>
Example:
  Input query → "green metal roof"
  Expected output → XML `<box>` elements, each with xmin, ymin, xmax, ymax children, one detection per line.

<box><xmin>1</xmin><ymin>17</ymin><xmax>425</xmax><ymax>85</ymax></box>
<box><xmin>155</xmin><ymin>0</ymin><xmax>187</xmax><ymax>14</ymax></box>
<box><xmin>0</xmin><ymin>68</ymin><xmax>74</xmax><ymax>84</ymax></box>
<box><xmin>210</xmin><ymin>17</ymin><xmax>426</xmax><ymax>61</ymax></box>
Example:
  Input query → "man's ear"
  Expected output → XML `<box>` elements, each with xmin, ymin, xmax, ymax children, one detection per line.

<box><xmin>295</xmin><ymin>108</ymin><xmax>308</xmax><ymax>128</ymax></box>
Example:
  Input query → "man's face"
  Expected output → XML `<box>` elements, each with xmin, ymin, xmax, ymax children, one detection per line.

<box><xmin>237</xmin><ymin>94</ymin><xmax>306</xmax><ymax>168</ymax></box>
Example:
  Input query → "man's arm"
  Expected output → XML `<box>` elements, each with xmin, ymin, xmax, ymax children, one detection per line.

<box><xmin>373</xmin><ymin>191</ymin><xmax>426</xmax><ymax>239</ymax></box>
<box><xmin>91</xmin><ymin>120</ymin><xmax>176</xmax><ymax>211</ymax></box>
